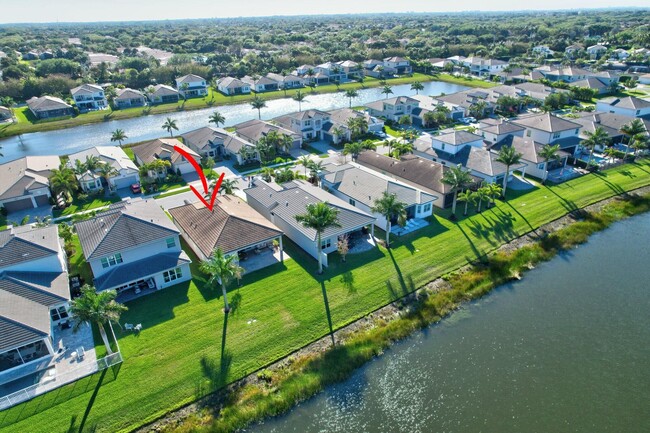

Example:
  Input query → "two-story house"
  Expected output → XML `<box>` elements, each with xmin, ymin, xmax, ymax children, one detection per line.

<box><xmin>337</xmin><ymin>60</ymin><xmax>361</xmax><ymax>79</ymax></box>
<box><xmin>70</xmin><ymin>84</ymin><xmax>108</xmax><ymax>112</ymax></box>
<box><xmin>532</xmin><ymin>46</ymin><xmax>554</xmax><ymax>57</ymax></box>
<box><xmin>67</xmin><ymin>146</ymin><xmax>140</xmax><ymax>192</ymax></box>
<box><xmin>365</xmin><ymin>96</ymin><xmax>419</xmax><ymax>122</ymax></box>
<box><xmin>512</xmin><ymin>113</ymin><xmax>583</xmax><ymax>155</ymax></box>
<box><xmin>175</xmin><ymin>74</ymin><xmax>208</xmax><ymax>98</ymax></box>
<box><xmin>587</xmin><ymin>44</ymin><xmax>608</xmax><ymax>59</ymax></box>
<box><xmin>274</xmin><ymin>109</ymin><xmax>331</xmax><ymax>141</ymax></box>
<box><xmin>74</xmin><ymin>198</ymin><xmax>191</xmax><ymax>297</ymax></box>
<box><xmin>0</xmin><ymin>225</ymin><xmax>70</xmax><ymax>387</ymax></box>
<box><xmin>383</xmin><ymin>57</ymin><xmax>412</xmax><ymax>75</ymax></box>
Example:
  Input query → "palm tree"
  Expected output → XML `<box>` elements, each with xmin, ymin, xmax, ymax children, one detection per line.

<box><xmin>298</xmin><ymin>155</ymin><xmax>312</xmax><ymax>176</ymax></box>
<box><xmin>345</xmin><ymin>89</ymin><xmax>359</xmax><ymax>108</ymax></box>
<box><xmin>219</xmin><ymin>178</ymin><xmax>239</xmax><ymax>195</ymax></box>
<box><xmin>620</xmin><ymin>119</ymin><xmax>646</xmax><ymax>159</ymax></box>
<box><xmin>84</xmin><ymin>155</ymin><xmax>102</xmax><ymax>172</ymax></box>
<box><xmin>49</xmin><ymin>166</ymin><xmax>79</xmax><ymax>201</ymax></box>
<box><xmin>469</xmin><ymin>101</ymin><xmax>488</xmax><ymax>119</ymax></box>
<box><xmin>208</xmin><ymin>111</ymin><xmax>226</xmax><ymax>127</ymax></box>
<box><xmin>331</xmin><ymin>126</ymin><xmax>346</xmax><ymax>144</ymax></box>
<box><xmin>457</xmin><ymin>190</ymin><xmax>475</xmax><ymax>216</ymax></box>
<box><xmin>423</xmin><ymin>111</ymin><xmax>437</xmax><ymax>128</ymax></box>
<box><xmin>486</xmin><ymin>183</ymin><xmax>503</xmax><ymax>208</ymax></box>
<box><xmin>110</xmin><ymin>129</ymin><xmax>127</xmax><ymax>146</ymax></box>
<box><xmin>346</xmin><ymin>117</ymin><xmax>368</xmax><ymax>140</ymax></box>
<box><xmin>295</xmin><ymin>202</ymin><xmax>341</xmax><ymax>274</ymax></box>
<box><xmin>371</xmin><ymin>191</ymin><xmax>407</xmax><ymax>248</ymax></box>
<box><xmin>180</xmin><ymin>82</ymin><xmax>190</xmax><ymax>105</ymax></box>
<box><xmin>581</xmin><ymin>126</ymin><xmax>609</xmax><ymax>166</ymax></box>
<box><xmin>631</xmin><ymin>133</ymin><xmax>648</xmax><ymax>155</ymax></box>
<box><xmin>72</xmin><ymin>159</ymin><xmax>87</xmax><ymax>175</ymax></box>
<box><xmin>292</xmin><ymin>90</ymin><xmax>307</xmax><ymax>112</ymax></box>
<box><xmin>343</xmin><ymin>141</ymin><xmax>364</xmax><ymax>161</ymax></box>
<box><xmin>250</xmin><ymin>96</ymin><xmax>267</xmax><ymax>120</ymax></box>
<box><xmin>539</xmin><ymin>143</ymin><xmax>561</xmax><ymax>184</ymax></box>
<box><xmin>474</xmin><ymin>185</ymin><xmax>489</xmax><ymax>213</ymax></box>
<box><xmin>162</xmin><ymin>117</ymin><xmax>178</xmax><ymax>137</ymax></box>
<box><xmin>97</xmin><ymin>163</ymin><xmax>118</xmax><ymax>191</ymax></box>
<box><xmin>391</xmin><ymin>141</ymin><xmax>413</xmax><ymax>159</ymax></box>
<box><xmin>308</xmin><ymin>160</ymin><xmax>325</xmax><ymax>183</ymax></box>
<box><xmin>496</xmin><ymin>146</ymin><xmax>523</xmax><ymax>198</ymax></box>
<box><xmin>199</xmin><ymin>248</ymin><xmax>244</xmax><ymax>313</ymax></box>
<box><xmin>410</xmin><ymin>82</ymin><xmax>424</xmax><ymax>95</ymax></box>
<box><xmin>381</xmin><ymin>85</ymin><xmax>394</xmax><ymax>99</ymax></box>
<box><xmin>441</xmin><ymin>164</ymin><xmax>473</xmax><ymax>218</ymax></box>
<box><xmin>69</xmin><ymin>285</ymin><xmax>127</xmax><ymax>355</ymax></box>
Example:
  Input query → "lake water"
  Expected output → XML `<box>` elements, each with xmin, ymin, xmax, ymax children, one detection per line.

<box><xmin>0</xmin><ymin>81</ymin><xmax>467</xmax><ymax>162</ymax></box>
<box><xmin>247</xmin><ymin>214</ymin><xmax>650</xmax><ymax>433</ymax></box>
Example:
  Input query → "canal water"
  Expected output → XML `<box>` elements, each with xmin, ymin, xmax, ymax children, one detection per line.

<box><xmin>0</xmin><ymin>81</ymin><xmax>467</xmax><ymax>162</ymax></box>
<box><xmin>247</xmin><ymin>214</ymin><xmax>650</xmax><ymax>433</ymax></box>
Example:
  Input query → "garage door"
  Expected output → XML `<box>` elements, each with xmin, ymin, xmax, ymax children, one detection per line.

<box><xmin>34</xmin><ymin>194</ymin><xmax>50</xmax><ymax>206</ymax></box>
<box><xmin>113</xmin><ymin>175</ymin><xmax>139</xmax><ymax>189</ymax></box>
<box><xmin>2</xmin><ymin>197</ymin><xmax>35</xmax><ymax>212</ymax></box>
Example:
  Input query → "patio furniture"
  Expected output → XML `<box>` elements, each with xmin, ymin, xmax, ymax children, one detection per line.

<box><xmin>76</xmin><ymin>346</ymin><xmax>85</xmax><ymax>361</ymax></box>
<box><xmin>134</xmin><ymin>287</ymin><xmax>141</xmax><ymax>295</ymax></box>
<box><xmin>134</xmin><ymin>323</ymin><xmax>142</xmax><ymax>332</ymax></box>
<box><xmin>124</xmin><ymin>323</ymin><xmax>134</xmax><ymax>331</ymax></box>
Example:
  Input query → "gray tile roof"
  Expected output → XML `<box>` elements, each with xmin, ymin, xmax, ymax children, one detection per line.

<box><xmin>434</xmin><ymin>130</ymin><xmax>484</xmax><ymax>146</ymax></box>
<box><xmin>512</xmin><ymin>113</ymin><xmax>582</xmax><ymax>133</ymax></box>
<box><xmin>0</xmin><ymin>156</ymin><xmax>60</xmax><ymax>201</ymax></box>
<box><xmin>321</xmin><ymin>164</ymin><xmax>436</xmax><ymax>208</ymax></box>
<box><xmin>598</xmin><ymin>96</ymin><xmax>650</xmax><ymax>110</ymax></box>
<box><xmin>573</xmin><ymin>112</ymin><xmax>650</xmax><ymax>137</ymax></box>
<box><xmin>169</xmin><ymin>196</ymin><xmax>283</xmax><ymax>259</ymax></box>
<box><xmin>0</xmin><ymin>225</ymin><xmax>60</xmax><ymax>270</ymax></box>
<box><xmin>68</xmin><ymin>146</ymin><xmax>137</xmax><ymax>173</ymax></box>
<box><xmin>94</xmin><ymin>251</ymin><xmax>190</xmax><ymax>292</ymax></box>
<box><xmin>151</xmin><ymin>84</ymin><xmax>180</xmax><ymax>97</ymax></box>
<box><xmin>176</xmin><ymin>74</ymin><xmax>206</xmax><ymax>84</ymax></box>
<box><xmin>234</xmin><ymin>119</ymin><xmax>299</xmax><ymax>144</ymax></box>
<box><xmin>70</xmin><ymin>83</ymin><xmax>103</xmax><ymax>96</ymax></box>
<box><xmin>26</xmin><ymin>96</ymin><xmax>72</xmax><ymax>112</ymax></box>
<box><xmin>491</xmin><ymin>136</ymin><xmax>570</xmax><ymax>164</ymax></box>
<box><xmin>181</xmin><ymin>126</ymin><xmax>228</xmax><ymax>151</ymax></box>
<box><xmin>131</xmin><ymin>138</ymin><xmax>199</xmax><ymax>165</ymax></box>
<box><xmin>0</xmin><ymin>271</ymin><xmax>69</xmax><ymax>306</ymax></box>
<box><xmin>75</xmin><ymin>198</ymin><xmax>179</xmax><ymax>260</ymax></box>
<box><xmin>480</xmin><ymin>121</ymin><xmax>525</xmax><ymax>135</ymax></box>
<box><xmin>245</xmin><ymin>179</ymin><xmax>375</xmax><ymax>241</ymax></box>
<box><xmin>218</xmin><ymin>77</ymin><xmax>247</xmax><ymax>89</ymax></box>
<box><xmin>115</xmin><ymin>88</ymin><xmax>145</xmax><ymax>100</ymax></box>
<box><xmin>0</xmin><ymin>315</ymin><xmax>48</xmax><ymax>351</ymax></box>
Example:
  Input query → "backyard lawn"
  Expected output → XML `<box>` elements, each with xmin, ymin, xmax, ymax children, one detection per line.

<box><xmin>52</xmin><ymin>194</ymin><xmax>122</xmax><ymax>218</ymax></box>
<box><xmin>3</xmin><ymin>159</ymin><xmax>650</xmax><ymax>433</ymax></box>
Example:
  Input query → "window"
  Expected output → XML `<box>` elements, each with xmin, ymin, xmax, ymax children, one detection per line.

<box><xmin>575</xmin><ymin>128</ymin><xmax>579</xmax><ymax>135</ymax></box>
<box><xmin>553</xmin><ymin>132</ymin><xmax>561</xmax><ymax>139</ymax></box>
<box><xmin>101</xmin><ymin>253</ymin><xmax>123</xmax><ymax>268</ymax></box>
<box><xmin>163</xmin><ymin>267</ymin><xmax>183</xmax><ymax>283</ymax></box>
<box><xmin>526</xmin><ymin>130</ymin><xmax>531</xmax><ymax>137</ymax></box>
<box><xmin>538</xmin><ymin>163</ymin><xmax>545</xmax><ymax>170</ymax></box>
<box><xmin>636</xmin><ymin>110</ymin><xmax>640</xmax><ymax>115</ymax></box>
<box><xmin>166</xmin><ymin>237</ymin><xmax>176</xmax><ymax>248</ymax></box>
<box><xmin>50</xmin><ymin>306</ymin><xmax>69</xmax><ymax>321</ymax></box>
<box><xmin>321</xmin><ymin>238</ymin><xmax>331</xmax><ymax>250</ymax></box>
<box><xmin>424</xmin><ymin>203</ymin><xmax>432</xmax><ymax>212</ymax></box>
<box><xmin>441</xmin><ymin>143</ymin><xmax>445</xmax><ymax>150</ymax></box>
<box><xmin>349</xmin><ymin>198</ymin><xmax>356</xmax><ymax>206</ymax></box>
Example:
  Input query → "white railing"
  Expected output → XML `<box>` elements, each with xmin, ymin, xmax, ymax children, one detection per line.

<box><xmin>0</xmin><ymin>351</ymin><xmax>123</xmax><ymax>411</ymax></box>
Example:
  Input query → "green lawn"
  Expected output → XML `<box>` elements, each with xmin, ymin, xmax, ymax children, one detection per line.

<box><xmin>52</xmin><ymin>194</ymin><xmax>122</xmax><ymax>218</ymax></box>
<box><xmin>67</xmin><ymin>234</ymin><xmax>94</xmax><ymax>284</ymax></box>
<box><xmin>3</xmin><ymin>160</ymin><xmax>650</xmax><ymax>433</ymax></box>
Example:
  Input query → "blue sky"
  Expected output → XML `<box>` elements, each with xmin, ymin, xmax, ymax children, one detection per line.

<box><xmin>0</xmin><ymin>0</ymin><xmax>648</xmax><ymax>24</ymax></box>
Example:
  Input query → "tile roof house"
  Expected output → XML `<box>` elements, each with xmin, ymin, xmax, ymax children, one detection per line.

<box><xmin>241</xmin><ymin>75</ymin><xmax>279</xmax><ymax>93</ymax></box>
<box><xmin>146</xmin><ymin>84</ymin><xmax>180</xmax><ymax>105</ymax></box>
<box><xmin>169</xmin><ymin>196</ymin><xmax>284</xmax><ymax>266</ymax></box>
<box><xmin>75</xmin><ymin>198</ymin><xmax>191</xmax><ymax>295</ymax></box>
<box><xmin>0</xmin><ymin>106</ymin><xmax>12</xmax><ymax>121</ymax></box>
<box><xmin>67</xmin><ymin>146</ymin><xmax>140</xmax><ymax>192</ymax></box>
<box><xmin>573</xmin><ymin>112</ymin><xmax>650</xmax><ymax>146</ymax></box>
<box><xmin>245</xmin><ymin>179</ymin><xmax>375</xmax><ymax>266</ymax></box>
<box><xmin>266</xmin><ymin>73</ymin><xmax>304</xmax><ymax>90</ymax></box>
<box><xmin>479</xmin><ymin>119</ymin><xmax>526</xmax><ymax>145</ymax></box>
<box><xmin>512</xmin><ymin>113</ymin><xmax>583</xmax><ymax>154</ymax></box>
<box><xmin>596</xmin><ymin>96</ymin><xmax>650</xmax><ymax>118</ymax></box>
<box><xmin>26</xmin><ymin>96</ymin><xmax>73</xmax><ymax>119</ymax></box>
<box><xmin>365</xmin><ymin>96</ymin><xmax>420</xmax><ymax>122</ymax></box>
<box><xmin>355</xmin><ymin>151</ymin><xmax>481</xmax><ymax>208</ymax></box>
<box><xmin>70</xmin><ymin>84</ymin><xmax>108</xmax><ymax>112</ymax></box>
<box><xmin>131</xmin><ymin>138</ymin><xmax>200</xmax><ymax>177</ymax></box>
<box><xmin>0</xmin><ymin>224</ymin><xmax>70</xmax><ymax>387</ymax></box>
<box><xmin>489</xmin><ymin>135</ymin><xmax>570</xmax><ymax>181</ymax></box>
<box><xmin>114</xmin><ymin>88</ymin><xmax>146</xmax><ymax>109</ymax></box>
<box><xmin>175</xmin><ymin>74</ymin><xmax>208</xmax><ymax>98</ymax></box>
<box><xmin>274</xmin><ymin>109</ymin><xmax>332</xmax><ymax>141</ymax></box>
<box><xmin>233</xmin><ymin>119</ymin><xmax>302</xmax><ymax>148</ymax></box>
<box><xmin>0</xmin><ymin>156</ymin><xmax>61</xmax><ymax>212</ymax></box>
<box><xmin>217</xmin><ymin>77</ymin><xmax>251</xmax><ymax>95</ymax></box>
<box><xmin>320</xmin><ymin>163</ymin><xmax>437</xmax><ymax>230</ymax></box>
<box><xmin>181</xmin><ymin>126</ymin><xmax>257</xmax><ymax>163</ymax></box>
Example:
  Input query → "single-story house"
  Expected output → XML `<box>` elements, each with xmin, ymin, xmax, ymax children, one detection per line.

<box><xmin>0</xmin><ymin>106</ymin><xmax>12</xmax><ymax>121</ymax></box>
<box><xmin>26</xmin><ymin>96</ymin><xmax>73</xmax><ymax>119</ymax></box>
<box><xmin>67</xmin><ymin>146</ymin><xmax>140</xmax><ymax>192</ymax></box>
<box><xmin>233</xmin><ymin>119</ymin><xmax>302</xmax><ymax>149</ymax></box>
<box><xmin>241</xmin><ymin>75</ymin><xmax>279</xmax><ymax>93</ymax></box>
<box><xmin>169</xmin><ymin>196</ymin><xmax>284</xmax><ymax>269</ymax></box>
<box><xmin>147</xmin><ymin>84</ymin><xmax>180</xmax><ymax>104</ymax></box>
<box><xmin>0</xmin><ymin>156</ymin><xmax>61</xmax><ymax>212</ymax></box>
<box><xmin>245</xmin><ymin>179</ymin><xmax>376</xmax><ymax>267</ymax></box>
<box><xmin>181</xmin><ymin>126</ymin><xmax>258</xmax><ymax>163</ymax></box>
<box><xmin>356</xmin><ymin>151</ymin><xmax>481</xmax><ymax>208</ymax></box>
<box><xmin>131</xmin><ymin>138</ymin><xmax>200</xmax><ymax>177</ymax></box>
<box><xmin>573</xmin><ymin>112</ymin><xmax>650</xmax><ymax>148</ymax></box>
<box><xmin>74</xmin><ymin>198</ymin><xmax>192</xmax><ymax>296</ymax></box>
<box><xmin>114</xmin><ymin>88</ymin><xmax>146</xmax><ymax>109</ymax></box>
<box><xmin>266</xmin><ymin>73</ymin><xmax>304</xmax><ymax>89</ymax></box>
<box><xmin>217</xmin><ymin>77</ymin><xmax>251</xmax><ymax>96</ymax></box>
<box><xmin>320</xmin><ymin>163</ymin><xmax>436</xmax><ymax>230</ymax></box>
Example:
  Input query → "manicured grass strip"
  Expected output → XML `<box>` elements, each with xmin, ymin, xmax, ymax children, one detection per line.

<box><xmin>52</xmin><ymin>195</ymin><xmax>122</xmax><ymax>218</ymax></box>
<box><xmin>183</xmin><ymin>191</ymin><xmax>650</xmax><ymax>433</ymax></box>
<box><xmin>3</xmin><ymin>160</ymin><xmax>650</xmax><ymax>433</ymax></box>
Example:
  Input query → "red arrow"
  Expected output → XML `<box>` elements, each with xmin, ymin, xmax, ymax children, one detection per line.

<box><xmin>174</xmin><ymin>145</ymin><xmax>225</xmax><ymax>211</ymax></box>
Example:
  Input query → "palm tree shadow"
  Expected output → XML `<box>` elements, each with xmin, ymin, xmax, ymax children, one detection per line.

<box><xmin>501</xmin><ymin>201</ymin><xmax>536</xmax><ymax>235</ymax></box>
<box><xmin>592</xmin><ymin>172</ymin><xmax>626</xmax><ymax>195</ymax></box>
<box><xmin>200</xmin><ymin>350</ymin><xmax>233</xmax><ymax>392</ymax></box>
<box><xmin>319</xmin><ymin>280</ymin><xmax>336</xmax><ymax>346</ymax></box>
<box><xmin>545</xmin><ymin>185</ymin><xmax>580</xmax><ymax>214</ymax></box>
<box><xmin>457</xmin><ymin>223</ymin><xmax>484</xmax><ymax>259</ymax></box>
<box><xmin>339</xmin><ymin>271</ymin><xmax>356</xmax><ymax>294</ymax></box>
<box><xmin>76</xmin><ymin>368</ymin><xmax>107</xmax><ymax>433</ymax></box>
<box><xmin>229</xmin><ymin>291</ymin><xmax>242</xmax><ymax>315</ymax></box>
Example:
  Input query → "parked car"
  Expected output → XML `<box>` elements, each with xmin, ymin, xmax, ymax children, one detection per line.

<box><xmin>130</xmin><ymin>183</ymin><xmax>142</xmax><ymax>194</ymax></box>
<box><xmin>460</xmin><ymin>117</ymin><xmax>477</xmax><ymax>124</ymax></box>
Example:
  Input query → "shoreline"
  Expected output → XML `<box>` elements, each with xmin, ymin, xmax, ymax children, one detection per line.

<box><xmin>138</xmin><ymin>183</ymin><xmax>650</xmax><ymax>433</ymax></box>
<box><xmin>0</xmin><ymin>73</ymin><xmax>491</xmax><ymax>140</ymax></box>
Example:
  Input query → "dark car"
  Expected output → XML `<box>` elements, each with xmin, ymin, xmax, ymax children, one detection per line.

<box><xmin>130</xmin><ymin>183</ymin><xmax>142</xmax><ymax>194</ymax></box>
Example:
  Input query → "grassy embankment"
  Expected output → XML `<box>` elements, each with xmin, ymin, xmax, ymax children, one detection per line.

<box><xmin>0</xmin><ymin>73</ymin><xmax>490</xmax><ymax>139</ymax></box>
<box><xmin>4</xmin><ymin>159</ymin><xmax>644</xmax><ymax>433</ymax></box>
